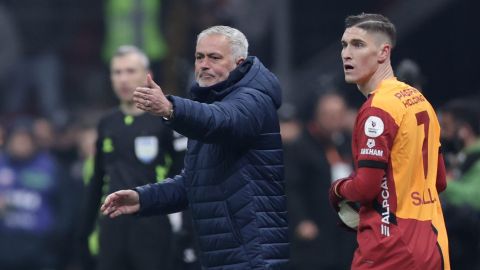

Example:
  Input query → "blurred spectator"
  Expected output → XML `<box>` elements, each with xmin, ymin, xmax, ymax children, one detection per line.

<box><xmin>439</xmin><ymin>101</ymin><xmax>462</xmax><ymax>171</ymax></box>
<box><xmin>440</xmin><ymin>98</ymin><xmax>480</xmax><ymax>269</ymax></box>
<box><xmin>395</xmin><ymin>58</ymin><xmax>425</xmax><ymax>92</ymax></box>
<box><xmin>279</xmin><ymin>102</ymin><xmax>302</xmax><ymax>144</ymax></box>
<box><xmin>0</xmin><ymin>117</ymin><xmax>71</xmax><ymax>270</ymax></box>
<box><xmin>285</xmin><ymin>91</ymin><xmax>355</xmax><ymax>270</ymax></box>
<box><xmin>77</xmin><ymin>45</ymin><xmax>194</xmax><ymax>270</ymax></box>
<box><xmin>308</xmin><ymin>91</ymin><xmax>353</xmax><ymax>180</ymax></box>
<box><xmin>3</xmin><ymin>0</ymin><xmax>68</xmax><ymax>127</ymax></box>
<box><xmin>33</xmin><ymin>118</ymin><xmax>57</xmax><ymax>152</ymax></box>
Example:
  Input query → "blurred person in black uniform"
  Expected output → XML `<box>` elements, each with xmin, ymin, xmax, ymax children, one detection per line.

<box><xmin>78</xmin><ymin>45</ymin><xmax>196</xmax><ymax>270</ymax></box>
<box><xmin>286</xmin><ymin>91</ymin><xmax>355</xmax><ymax>270</ymax></box>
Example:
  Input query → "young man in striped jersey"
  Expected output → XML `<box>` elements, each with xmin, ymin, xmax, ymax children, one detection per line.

<box><xmin>329</xmin><ymin>13</ymin><xmax>450</xmax><ymax>270</ymax></box>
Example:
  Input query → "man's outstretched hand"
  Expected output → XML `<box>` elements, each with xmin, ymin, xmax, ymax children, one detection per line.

<box><xmin>133</xmin><ymin>74</ymin><xmax>173</xmax><ymax>117</ymax></box>
<box><xmin>101</xmin><ymin>190</ymin><xmax>140</xmax><ymax>218</ymax></box>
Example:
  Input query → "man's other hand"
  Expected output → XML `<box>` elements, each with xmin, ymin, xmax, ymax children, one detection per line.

<box><xmin>101</xmin><ymin>190</ymin><xmax>140</xmax><ymax>218</ymax></box>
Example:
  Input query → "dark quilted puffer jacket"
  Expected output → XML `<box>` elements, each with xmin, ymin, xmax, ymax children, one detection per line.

<box><xmin>135</xmin><ymin>56</ymin><xmax>289</xmax><ymax>269</ymax></box>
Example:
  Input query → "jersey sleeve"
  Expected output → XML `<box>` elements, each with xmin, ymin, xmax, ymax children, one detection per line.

<box><xmin>355</xmin><ymin>107</ymin><xmax>398</xmax><ymax>170</ymax></box>
<box><xmin>436</xmin><ymin>152</ymin><xmax>447</xmax><ymax>193</ymax></box>
<box><xmin>338</xmin><ymin>167</ymin><xmax>386</xmax><ymax>203</ymax></box>
<box><xmin>337</xmin><ymin>106</ymin><xmax>399</xmax><ymax>203</ymax></box>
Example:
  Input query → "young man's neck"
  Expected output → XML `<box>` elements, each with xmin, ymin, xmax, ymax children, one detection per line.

<box><xmin>358</xmin><ymin>64</ymin><xmax>394</xmax><ymax>97</ymax></box>
<box><xmin>120</xmin><ymin>101</ymin><xmax>144</xmax><ymax>116</ymax></box>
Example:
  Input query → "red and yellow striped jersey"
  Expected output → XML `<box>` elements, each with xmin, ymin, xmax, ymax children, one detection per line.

<box><xmin>343</xmin><ymin>78</ymin><xmax>450</xmax><ymax>269</ymax></box>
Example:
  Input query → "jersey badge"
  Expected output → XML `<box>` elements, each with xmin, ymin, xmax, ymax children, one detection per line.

<box><xmin>135</xmin><ymin>136</ymin><xmax>158</xmax><ymax>163</ymax></box>
<box><xmin>364</xmin><ymin>116</ymin><xmax>384</xmax><ymax>138</ymax></box>
<box><xmin>367</xmin><ymin>138</ymin><xmax>375</xmax><ymax>148</ymax></box>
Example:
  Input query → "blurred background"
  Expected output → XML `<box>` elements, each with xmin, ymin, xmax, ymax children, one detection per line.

<box><xmin>0</xmin><ymin>0</ymin><xmax>479</xmax><ymax>269</ymax></box>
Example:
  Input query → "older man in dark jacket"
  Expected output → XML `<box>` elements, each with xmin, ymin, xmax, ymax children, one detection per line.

<box><xmin>101</xmin><ymin>26</ymin><xmax>289</xmax><ymax>270</ymax></box>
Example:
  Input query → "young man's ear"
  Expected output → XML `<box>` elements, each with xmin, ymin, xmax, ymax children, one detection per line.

<box><xmin>378</xmin><ymin>43</ymin><xmax>391</xmax><ymax>63</ymax></box>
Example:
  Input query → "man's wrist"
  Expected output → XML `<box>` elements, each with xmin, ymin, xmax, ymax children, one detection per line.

<box><xmin>334</xmin><ymin>179</ymin><xmax>346</xmax><ymax>198</ymax></box>
<box><xmin>162</xmin><ymin>102</ymin><xmax>175</xmax><ymax>121</ymax></box>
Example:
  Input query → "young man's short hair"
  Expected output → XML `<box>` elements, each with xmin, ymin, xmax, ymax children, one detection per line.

<box><xmin>345</xmin><ymin>13</ymin><xmax>396</xmax><ymax>48</ymax></box>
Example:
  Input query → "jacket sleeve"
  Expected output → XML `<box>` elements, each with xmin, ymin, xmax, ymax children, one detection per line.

<box><xmin>135</xmin><ymin>171</ymin><xmax>189</xmax><ymax>216</ymax></box>
<box><xmin>165</xmin><ymin>89</ymin><xmax>273</xmax><ymax>144</ymax></box>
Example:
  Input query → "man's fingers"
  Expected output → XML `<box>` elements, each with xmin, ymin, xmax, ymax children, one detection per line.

<box><xmin>147</xmin><ymin>74</ymin><xmax>161</xmax><ymax>89</ymax></box>
<box><xmin>133</xmin><ymin>88</ymin><xmax>156</xmax><ymax>108</ymax></box>
<box><xmin>100</xmin><ymin>194</ymin><xmax>113</xmax><ymax>212</ymax></box>
<box><xmin>100</xmin><ymin>203</ymin><xmax>107</xmax><ymax>212</ymax></box>
<box><xmin>135</xmin><ymin>87</ymin><xmax>152</xmax><ymax>95</ymax></box>
<box><xmin>101</xmin><ymin>190</ymin><xmax>138</xmax><ymax>218</ymax></box>
<box><xmin>102</xmin><ymin>205</ymin><xmax>113</xmax><ymax>216</ymax></box>
<box><xmin>110</xmin><ymin>209</ymin><xmax>124</xmax><ymax>218</ymax></box>
<box><xmin>115</xmin><ymin>189</ymin><xmax>133</xmax><ymax>197</ymax></box>
<box><xmin>136</xmin><ymin>102</ymin><xmax>150</xmax><ymax>112</ymax></box>
<box><xmin>133</xmin><ymin>96</ymin><xmax>154</xmax><ymax>112</ymax></box>
<box><xmin>133</xmin><ymin>96</ymin><xmax>147</xmax><ymax>105</ymax></box>
<box><xmin>107</xmin><ymin>205</ymin><xmax>131</xmax><ymax>218</ymax></box>
<box><xmin>100</xmin><ymin>192</ymin><xmax>121</xmax><ymax>213</ymax></box>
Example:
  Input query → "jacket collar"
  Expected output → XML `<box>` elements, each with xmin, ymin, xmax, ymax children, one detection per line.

<box><xmin>190</xmin><ymin>57</ymin><xmax>254</xmax><ymax>103</ymax></box>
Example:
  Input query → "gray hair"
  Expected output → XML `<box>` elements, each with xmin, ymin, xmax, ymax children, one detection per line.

<box><xmin>197</xmin><ymin>26</ymin><xmax>249</xmax><ymax>61</ymax></box>
<box><xmin>113</xmin><ymin>45</ymin><xmax>150</xmax><ymax>69</ymax></box>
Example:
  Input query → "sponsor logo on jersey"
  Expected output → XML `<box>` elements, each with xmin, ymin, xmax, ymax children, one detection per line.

<box><xmin>393</xmin><ymin>88</ymin><xmax>426</xmax><ymax>108</ymax></box>
<box><xmin>380</xmin><ymin>177</ymin><xmax>390</xmax><ymax>237</ymax></box>
<box><xmin>360</xmin><ymin>148</ymin><xmax>384</xmax><ymax>157</ymax></box>
<box><xmin>393</xmin><ymin>88</ymin><xmax>418</xmax><ymax>99</ymax></box>
<box><xmin>411</xmin><ymin>188</ymin><xmax>437</xmax><ymax>206</ymax></box>
<box><xmin>134</xmin><ymin>136</ymin><xmax>158</xmax><ymax>163</ymax></box>
<box><xmin>364</xmin><ymin>116</ymin><xmax>384</xmax><ymax>138</ymax></box>
<box><xmin>367</xmin><ymin>138</ymin><xmax>375</xmax><ymax>148</ymax></box>
<box><xmin>402</xmin><ymin>95</ymin><xmax>426</xmax><ymax>108</ymax></box>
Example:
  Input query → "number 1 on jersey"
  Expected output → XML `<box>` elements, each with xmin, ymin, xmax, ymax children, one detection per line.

<box><xmin>416</xmin><ymin>111</ymin><xmax>430</xmax><ymax>179</ymax></box>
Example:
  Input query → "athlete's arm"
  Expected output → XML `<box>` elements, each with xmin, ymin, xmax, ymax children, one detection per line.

<box><xmin>436</xmin><ymin>152</ymin><xmax>447</xmax><ymax>193</ymax></box>
<box><xmin>337</xmin><ymin>166</ymin><xmax>385</xmax><ymax>204</ymax></box>
<box><xmin>336</xmin><ymin>106</ymin><xmax>397</xmax><ymax>204</ymax></box>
